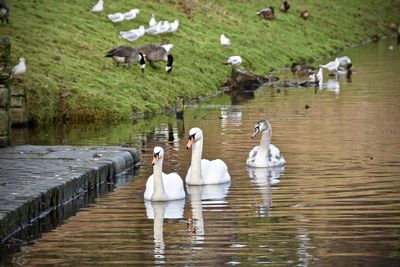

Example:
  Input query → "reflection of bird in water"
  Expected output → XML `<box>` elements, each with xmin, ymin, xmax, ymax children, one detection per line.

<box><xmin>145</xmin><ymin>200</ymin><xmax>185</xmax><ymax>263</ymax></box>
<box><xmin>187</xmin><ymin>183</ymin><xmax>230</xmax><ymax>243</ymax></box>
<box><xmin>220</xmin><ymin>106</ymin><xmax>242</xmax><ymax>127</ymax></box>
<box><xmin>247</xmin><ymin>166</ymin><xmax>285</xmax><ymax>217</ymax></box>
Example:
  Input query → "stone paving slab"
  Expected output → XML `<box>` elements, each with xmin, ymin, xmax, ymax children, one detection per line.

<box><xmin>0</xmin><ymin>145</ymin><xmax>140</xmax><ymax>241</ymax></box>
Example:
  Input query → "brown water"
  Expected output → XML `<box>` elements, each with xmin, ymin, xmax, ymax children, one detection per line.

<box><xmin>9</xmin><ymin>38</ymin><xmax>400</xmax><ymax>266</ymax></box>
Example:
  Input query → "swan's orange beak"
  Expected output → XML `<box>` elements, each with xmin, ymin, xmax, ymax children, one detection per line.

<box><xmin>152</xmin><ymin>155</ymin><xmax>159</xmax><ymax>165</ymax></box>
<box><xmin>251</xmin><ymin>128</ymin><xmax>259</xmax><ymax>139</ymax></box>
<box><xmin>186</xmin><ymin>138</ymin><xmax>194</xmax><ymax>149</ymax></box>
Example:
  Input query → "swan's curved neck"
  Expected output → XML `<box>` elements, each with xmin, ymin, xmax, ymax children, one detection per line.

<box><xmin>258</xmin><ymin>129</ymin><xmax>271</xmax><ymax>156</ymax></box>
<box><xmin>152</xmin><ymin>160</ymin><xmax>167</xmax><ymax>200</ymax></box>
<box><xmin>189</xmin><ymin>139</ymin><xmax>204</xmax><ymax>185</ymax></box>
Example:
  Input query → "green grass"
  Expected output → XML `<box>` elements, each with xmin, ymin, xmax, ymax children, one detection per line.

<box><xmin>2</xmin><ymin>0</ymin><xmax>399</xmax><ymax>124</ymax></box>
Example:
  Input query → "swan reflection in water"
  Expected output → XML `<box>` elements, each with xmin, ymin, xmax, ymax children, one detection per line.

<box><xmin>247</xmin><ymin>166</ymin><xmax>285</xmax><ymax>217</ymax></box>
<box><xmin>145</xmin><ymin>199</ymin><xmax>185</xmax><ymax>264</ymax></box>
<box><xmin>320</xmin><ymin>79</ymin><xmax>340</xmax><ymax>95</ymax></box>
<box><xmin>220</xmin><ymin>106</ymin><xmax>242</xmax><ymax>128</ymax></box>
<box><xmin>187</xmin><ymin>182</ymin><xmax>231</xmax><ymax>244</ymax></box>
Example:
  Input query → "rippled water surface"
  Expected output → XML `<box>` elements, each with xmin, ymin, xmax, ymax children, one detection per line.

<box><xmin>9</xmin><ymin>39</ymin><xmax>400</xmax><ymax>266</ymax></box>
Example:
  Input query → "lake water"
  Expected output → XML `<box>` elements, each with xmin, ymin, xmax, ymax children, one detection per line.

<box><xmin>8</xmin><ymin>38</ymin><xmax>400</xmax><ymax>266</ymax></box>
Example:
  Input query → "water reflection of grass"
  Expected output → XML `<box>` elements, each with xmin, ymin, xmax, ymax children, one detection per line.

<box><xmin>3</xmin><ymin>0</ymin><xmax>398</xmax><ymax>123</ymax></box>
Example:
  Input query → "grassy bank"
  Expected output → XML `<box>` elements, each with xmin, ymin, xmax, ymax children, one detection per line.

<box><xmin>2</xmin><ymin>0</ymin><xmax>399</xmax><ymax>123</ymax></box>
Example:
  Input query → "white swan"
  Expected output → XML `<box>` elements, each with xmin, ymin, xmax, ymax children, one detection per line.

<box><xmin>90</xmin><ymin>0</ymin><xmax>104</xmax><ymax>13</ymax></box>
<box><xmin>246</xmin><ymin>119</ymin><xmax>286</xmax><ymax>167</ymax></box>
<box><xmin>220</xmin><ymin>34</ymin><xmax>231</xmax><ymax>45</ymax></box>
<box><xmin>12</xmin><ymin>57</ymin><xmax>27</xmax><ymax>76</ymax></box>
<box><xmin>185</xmin><ymin>128</ymin><xmax>231</xmax><ymax>185</ymax></box>
<box><xmin>144</xmin><ymin>146</ymin><xmax>186</xmax><ymax>201</ymax></box>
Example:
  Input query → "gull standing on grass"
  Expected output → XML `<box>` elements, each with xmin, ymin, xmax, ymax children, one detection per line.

<box><xmin>123</xmin><ymin>9</ymin><xmax>140</xmax><ymax>20</ymax></box>
<box><xmin>90</xmin><ymin>0</ymin><xmax>103</xmax><ymax>13</ymax></box>
<box><xmin>12</xmin><ymin>57</ymin><xmax>27</xmax><ymax>76</ymax></box>
<box><xmin>224</xmin><ymin>56</ymin><xmax>242</xmax><ymax>67</ymax></box>
<box><xmin>220</xmin><ymin>34</ymin><xmax>231</xmax><ymax>45</ymax></box>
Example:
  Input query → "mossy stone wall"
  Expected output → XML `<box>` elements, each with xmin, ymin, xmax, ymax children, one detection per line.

<box><xmin>0</xmin><ymin>37</ymin><xmax>11</xmax><ymax>147</ymax></box>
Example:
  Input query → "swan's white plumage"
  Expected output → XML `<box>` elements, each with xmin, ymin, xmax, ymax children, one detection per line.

<box><xmin>185</xmin><ymin>127</ymin><xmax>231</xmax><ymax>185</ymax></box>
<box><xmin>186</xmin><ymin>158</ymin><xmax>230</xmax><ymax>185</ymax></box>
<box><xmin>246</xmin><ymin>119</ymin><xmax>286</xmax><ymax>168</ymax></box>
<box><xmin>144</xmin><ymin>172</ymin><xmax>185</xmax><ymax>200</ymax></box>
<box><xmin>144</xmin><ymin>147</ymin><xmax>185</xmax><ymax>201</ymax></box>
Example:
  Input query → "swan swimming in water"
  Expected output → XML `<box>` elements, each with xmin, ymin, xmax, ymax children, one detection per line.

<box><xmin>144</xmin><ymin>146</ymin><xmax>186</xmax><ymax>201</ymax></box>
<box><xmin>185</xmin><ymin>127</ymin><xmax>231</xmax><ymax>185</ymax></box>
<box><xmin>246</xmin><ymin>119</ymin><xmax>286</xmax><ymax>167</ymax></box>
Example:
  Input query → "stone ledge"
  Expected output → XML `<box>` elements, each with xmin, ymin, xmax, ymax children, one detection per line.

<box><xmin>0</xmin><ymin>145</ymin><xmax>141</xmax><ymax>242</ymax></box>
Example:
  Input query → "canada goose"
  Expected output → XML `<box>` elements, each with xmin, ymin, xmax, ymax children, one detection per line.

<box><xmin>90</xmin><ymin>0</ymin><xmax>103</xmax><ymax>13</ymax></box>
<box><xmin>223</xmin><ymin>56</ymin><xmax>242</xmax><ymax>67</ymax></box>
<box><xmin>256</xmin><ymin>7</ymin><xmax>275</xmax><ymax>20</ymax></box>
<box><xmin>300</xmin><ymin>10</ymin><xmax>310</xmax><ymax>20</ymax></box>
<box><xmin>105</xmin><ymin>46</ymin><xmax>146</xmax><ymax>73</ymax></box>
<box><xmin>0</xmin><ymin>0</ymin><xmax>9</xmax><ymax>24</ymax></box>
<box><xmin>161</xmin><ymin>44</ymin><xmax>173</xmax><ymax>53</ymax></box>
<box><xmin>279</xmin><ymin>1</ymin><xmax>290</xmax><ymax>13</ymax></box>
<box><xmin>137</xmin><ymin>45</ymin><xmax>174</xmax><ymax>73</ymax></box>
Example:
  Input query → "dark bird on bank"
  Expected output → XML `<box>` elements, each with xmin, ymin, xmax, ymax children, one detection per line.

<box><xmin>256</xmin><ymin>7</ymin><xmax>275</xmax><ymax>20</ymax></box>
<box><xmin>300</xmin><ymin>10</ymin><xmax>310</xmax><ymax>20</ymax></box>
<box><xmin>0</xmin><ymin>0</ymin><xmax>9</xmax><ymax>24</ymax></box>
<box><xmin>279</xmin><ymin>1</ymin><xmax>290</xmax><ymax>13</ymax></box>
<box><xmin>291</xmin><ymin>63</ymin><xmax>316</xmax><ymax>77</ymax></box>
<box><xmin>105</xmin><ymin>46</ymin><xmax>146</xmax><ymax>73</ymax></box>
<box><xmin>137</xmin><ymin>45</ymin><xmax>174</xmax><ymax>73</ymax></box>
<box><xmin>389</xmin><ymin>22</ymin><xmax>398</xmax><ymax>34</ymax></box>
